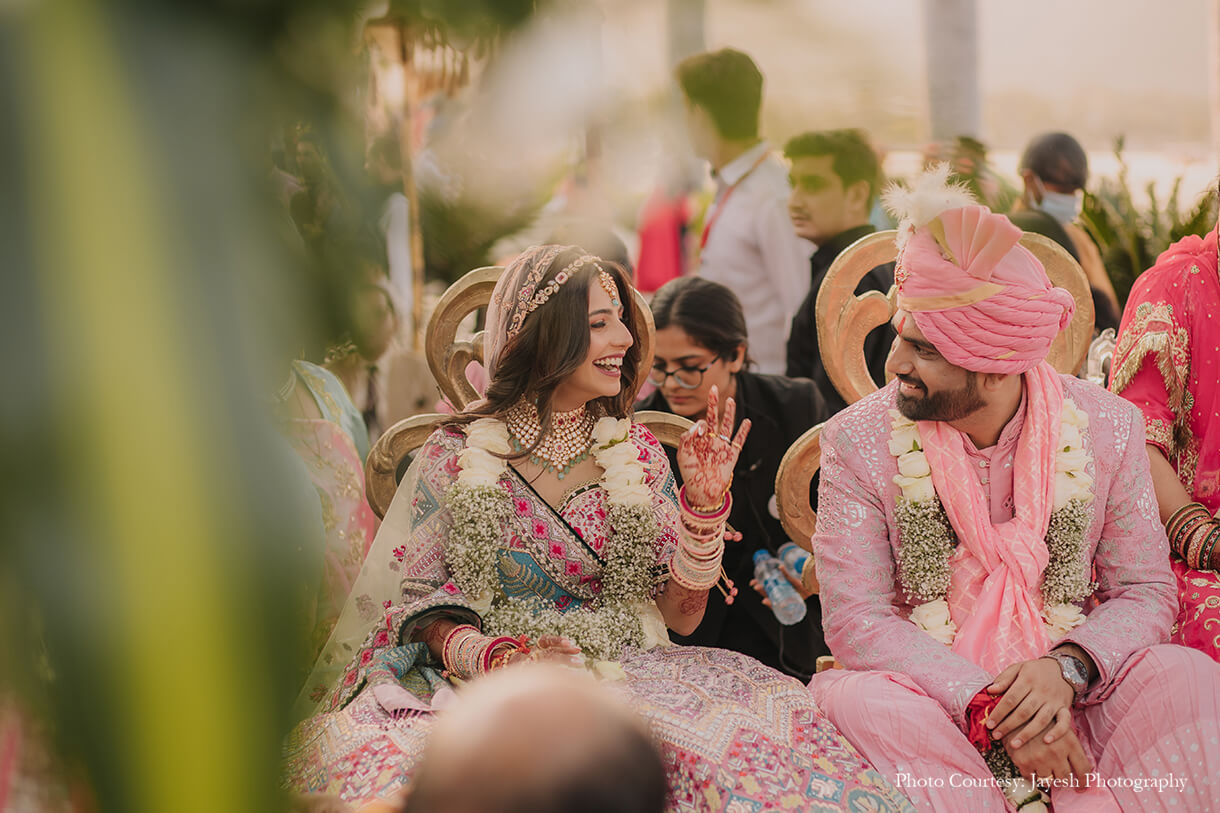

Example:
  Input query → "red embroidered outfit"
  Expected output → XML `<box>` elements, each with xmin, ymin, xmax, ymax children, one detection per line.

<box><xmin>1111</xmin><ymin>230</ymin><xmax>1220</xmax><ymax>660</ymax></box>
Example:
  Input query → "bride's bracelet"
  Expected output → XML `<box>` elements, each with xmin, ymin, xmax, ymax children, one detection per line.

<box><xmin>679</xmin><ymin>485</ymin><xmax>731</xmax><ymax>519</ymax></box>
<box><xmin>482</xmin><ymin>635</ymin><xmax>528</xmax><ymax>672</ymax></box>
<box><xmin>679</xmin><ymin>486</ymin><xmax>732</xmax><ymax>539</ymax></box>
<box><xmin>443</xmin><ymin>625</ymin><xmax>533</xmax><ymax>678</ymax></box>
<box><xmin>441</xmin><ymin>624</ymin><xmax>484</xmax><ymax>679</ymax></box>
<box><xmin>670</xmin><ymin>542</ymin><xmax>725</xmax><ymax>591</ymax></box>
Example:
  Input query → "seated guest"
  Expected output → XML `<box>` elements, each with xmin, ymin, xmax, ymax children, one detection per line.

<box><xmin>1110</xmin><ymin>225</ymin><xmax>1220</xmax><ymax>662</ymax></box>
<box><xmin>1004</xmin><ymin>210</ymin><xmax>1121</xmax><ymax>337</ymax></box>
<box><xmin>402</xmin><ymin>665</ymin><xmax>666</xmax><ymax>813</ymax></box>
<box><xmin>783</xmin><ymin>129</ymin><xmax>894</xmax><ymax>413</ymax></box>
<box><xmin>276</xmin><ymin>353</ymin><xmax>379</xmax><ymax>665</ymax></box>
<box><xmin>636</xmin><ymin>277</ymin><xmax>830</xmax><ymax>677</ymax></box>
<box><xmin>808</xmin><ymin>167</ymin><xmax>1220</xmax><ymax>811</ymax></box>
<box><xmin>323</xmin><ymin>231</ymin><xmax>401</xmax><ymax>446</ymax></box>
<box><xmin>1015</xmin><ymin>132</ymin><xmax>1120</xmax><ymax>315</ymax></box>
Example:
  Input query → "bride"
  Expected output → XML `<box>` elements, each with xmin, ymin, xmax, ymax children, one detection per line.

<box><xmin>283</xmin><ymin>245</ymin><xmax>912</xmax><ymax>812</ymax></box>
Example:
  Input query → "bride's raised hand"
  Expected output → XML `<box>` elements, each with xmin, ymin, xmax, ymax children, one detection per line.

<box><xmin>676</xmin><ymin>385</ymin><xmax>751</xmax><ymax>509</ymax></box>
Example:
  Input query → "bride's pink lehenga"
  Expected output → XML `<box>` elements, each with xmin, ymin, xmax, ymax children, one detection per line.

<box><xmin>283</xmin><ymin>424</ymin><xmax>913</xmax><ymax>812</ymax></box>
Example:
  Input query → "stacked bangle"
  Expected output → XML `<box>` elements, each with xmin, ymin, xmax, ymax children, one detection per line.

<box><xmin>441</xmin><ymin>624</ymin><xmax>482</xmax><ymax>680</ymax></box>
<box><xmin>1166</xmin><ymin>502</ymin><xmax>1214</xmax><ymax>566</ymax></box>
<box><xmin>481</xmin><ymin>635</ymin><xmax>526</xmax><ymax>673</ymax></box>
<box><xmin>443</xmin><ymin>626</ymin><xmax>533</xmax><ymax>678</ymax></box>
<box><xmin>672</xmin><ymin>486</ymin><xmax>736</xmax><ymax>600</ymax></box>
<box><xmin>1197</xmin><ymin>522</ymin><xmax>1220</xmax><ymax>571</ymax></box>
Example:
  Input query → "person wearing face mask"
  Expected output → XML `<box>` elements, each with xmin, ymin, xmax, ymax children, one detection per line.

<box><xmin>635</xmin><ymin>276</ymin><xmax>831</xmax><ymax>679</ymax></box>
<box><xmin>1016</xmin><ymin>132</ymin><xmax>1119</xmax><ymax>315</ymax></box>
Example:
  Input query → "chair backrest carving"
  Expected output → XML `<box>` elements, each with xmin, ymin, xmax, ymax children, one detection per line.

<box><xmin>774</xmin><ymin>423</ymin><xmax>823</xmax><ymax>594</ymax></box>
<box><xmin>1084</xmin><ymin>327</ymin><xmax>1117</xmax><ymax>388</ymax></box>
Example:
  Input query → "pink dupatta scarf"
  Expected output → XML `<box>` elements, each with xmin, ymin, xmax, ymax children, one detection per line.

<box><xmin>919</xmin><ymin>362</ymin><xmax>1064</xmax><ymax>674</ymax></box>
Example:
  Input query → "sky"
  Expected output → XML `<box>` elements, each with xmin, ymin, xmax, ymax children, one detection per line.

<box><xmin>598</xmin><ymin>0</ymin><xmax>1214</xmax><ymax>153</ymax></box>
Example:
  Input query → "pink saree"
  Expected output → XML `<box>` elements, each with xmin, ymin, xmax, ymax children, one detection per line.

<box><xmin>1111</xmin><ymin>229</ymin><xmax>1220</xmax><ymax>661</ymax></box>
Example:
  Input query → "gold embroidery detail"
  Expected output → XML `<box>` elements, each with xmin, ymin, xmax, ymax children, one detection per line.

<box><xmin>1145</xmin><ymin>417</ymin><xmax>1173</xmax><ymax>451</ymax></box>
<box><xmin>1179</xmin><ymin>431</ymin><xmax>1202</xmax><ymax>496</ymax></box>
<box><xmin>1111</xmin><ymin>300</ymin><xmax>1191</xmax><ymax>456</ymax></box>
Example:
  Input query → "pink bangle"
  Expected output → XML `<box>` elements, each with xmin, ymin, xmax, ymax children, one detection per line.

<box><xmin>441</xmin><ymin>624</ymin><xmax>477</xmax><ymax>662</ymax></box>
<box><xmin>679</xmin><ymin>485</ymin><xmax>731</xmax><ymax>521</ymax></box>
<box><xmin>481</xmin><ymin>636</ymin><xmax>525</xmax><ymax>673</ymax></box>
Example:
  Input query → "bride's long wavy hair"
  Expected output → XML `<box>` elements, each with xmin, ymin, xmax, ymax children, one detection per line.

<box><xmin>446</xmin><ymin>246</ymin><xmax>644</xmax><ymax>447</ymax></box>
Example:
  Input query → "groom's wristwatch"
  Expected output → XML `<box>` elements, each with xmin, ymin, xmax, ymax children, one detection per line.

<box><xmin>1044</xmin><ymin>650</ymin><xmax>1089</xmax><ymax>698</ymax></box>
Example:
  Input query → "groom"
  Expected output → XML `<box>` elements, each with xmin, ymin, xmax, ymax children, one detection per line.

<box><xmin>808</xmin><ymin>171</ymin><xmax>1220</xmax><ymax>812</ymax></box>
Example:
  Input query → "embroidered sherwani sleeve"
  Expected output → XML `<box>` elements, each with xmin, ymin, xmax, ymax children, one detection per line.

<box><xmin>1060</xmin><ymin>404</ymin><xmax>1176</xmax><ymax>701</ymax></box>
<box><xmin>815</xmin><ymin>419</ymin><xmax>992</xmax><ymax>728</ymax></box>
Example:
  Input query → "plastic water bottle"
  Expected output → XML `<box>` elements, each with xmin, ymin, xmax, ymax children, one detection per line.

<box><xmin>777</xmin><ymin>541</ymin><xmax>812</xmax><ymax>580</ymax></box>
<box><xmin>753</xmin><ymin>549</ymin><xmax>807</xmax><ymax>625</ymax></box>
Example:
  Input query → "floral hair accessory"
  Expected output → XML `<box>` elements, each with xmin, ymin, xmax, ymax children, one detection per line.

<box><xmin>506</xmin><ymin>253</ymin><xmax>602</xmax><ymax>342</ymax></box>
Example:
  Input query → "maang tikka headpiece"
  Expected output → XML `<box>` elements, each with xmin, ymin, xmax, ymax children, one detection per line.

<box><xmin>504</xmin><ymin>253</ymin><xmax>621</xmax><ymax>342</ymax></box>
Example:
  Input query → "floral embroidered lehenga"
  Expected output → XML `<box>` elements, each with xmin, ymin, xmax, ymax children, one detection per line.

<box><xmin>283</xmin><ymin>422</ymin><xmax>913</xmax><ymax>812</ymax></box>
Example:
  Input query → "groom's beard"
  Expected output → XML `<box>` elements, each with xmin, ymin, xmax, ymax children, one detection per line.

<box><xmin>895</xmin><ymin>372</ymin><xmax>985</xmax><ymax>422</ymax></box>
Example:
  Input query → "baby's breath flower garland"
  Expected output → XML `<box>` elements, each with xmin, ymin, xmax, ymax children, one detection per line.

<box><xmin>889</xmin><ymin>400</ymin><xmax>1097</xmax><ymax>647</ymax></box>
<box><xmin>445</xmin><ymin>416</ymin><xmax>660</xmax><ymax>665</ymax></box>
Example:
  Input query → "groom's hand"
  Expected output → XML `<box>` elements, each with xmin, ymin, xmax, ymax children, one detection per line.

<box><xmin>985</xmin><ymin>658</ymin><xmax>1076</xmax><ymax>748</ymax></box>
<box><xmin>1004</xmin><ymin>721</ymin><xmax>1092</xmax><ymax>791</ymax></box>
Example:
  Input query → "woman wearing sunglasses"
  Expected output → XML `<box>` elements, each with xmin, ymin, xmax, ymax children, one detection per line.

<box><xmin>635</xmin><ymin>276</ymin><xmax>830</xmax><ymax>678</ymax></box>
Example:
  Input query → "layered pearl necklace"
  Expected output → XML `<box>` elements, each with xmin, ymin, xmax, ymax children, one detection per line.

<box><xmin>504</xmin><ymin>402</ymin><xmax>596</xmax><ymax>480</ymax></box>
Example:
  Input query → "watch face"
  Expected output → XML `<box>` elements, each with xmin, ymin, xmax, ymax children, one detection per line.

<box><xmin>1059</xmin><ymin>655</ymin><xmax>1088</xmax><ymax>689</ymax></box>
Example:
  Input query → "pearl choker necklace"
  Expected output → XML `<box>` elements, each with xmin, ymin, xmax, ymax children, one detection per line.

<box><xmin>504</xmin><ymin>402</ymin><xmax>595</xmax><ymax>480</ymax></box>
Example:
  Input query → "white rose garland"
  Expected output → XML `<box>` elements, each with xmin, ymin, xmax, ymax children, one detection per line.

<box><xmin>888</xmin><ymin>401</ymin><xmax>1096</xmax><ymax>647</ymax></box>
<box><xmin>444</xmin><ymin>416</ymin><xmax>661</xmax><ymax>666</ymax></box>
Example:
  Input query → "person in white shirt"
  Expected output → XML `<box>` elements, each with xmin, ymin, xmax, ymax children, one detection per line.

<box><xmin>676</xmin><ymin>48</ymin><xmax>812</xmax><ymax>374</ymax></box>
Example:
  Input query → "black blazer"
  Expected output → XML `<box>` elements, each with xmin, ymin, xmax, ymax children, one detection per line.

<box><xmin>636</xmin><ymin>370</ymin><xmax>830</xmax><ymax>678</ymax></box>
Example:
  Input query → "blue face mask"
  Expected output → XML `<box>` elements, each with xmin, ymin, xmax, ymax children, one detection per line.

<box><xmin>1034</xmin><ymin>178</ymin><xmax>1082</xmax><ymax>225</ymax></box>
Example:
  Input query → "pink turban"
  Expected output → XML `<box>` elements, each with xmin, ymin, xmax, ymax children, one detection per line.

<box><xmin>896</xmin><ymin>204</ymin><xmax>1076</xmax><ymax>374</ymax></box>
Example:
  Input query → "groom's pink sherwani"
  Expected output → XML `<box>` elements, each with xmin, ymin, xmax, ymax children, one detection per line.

<box><xmin>810</xmin><ymin>376</ymin><xmax>1220</xmax><ymax>812</ymax></box>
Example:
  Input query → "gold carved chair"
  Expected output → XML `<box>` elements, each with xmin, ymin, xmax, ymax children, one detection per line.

<box><xmin>365</xmin><ymin>266</ymin><xmax>691</xmax><ymax>519</ymax></box>
<box><xmin>773</xmin><ymin>230</ymin><xmax>1094</xmax><ymax>594</ymax></box>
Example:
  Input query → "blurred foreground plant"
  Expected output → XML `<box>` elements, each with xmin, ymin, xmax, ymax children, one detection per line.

<box><xmin>0</xmin><ymin>0</ymin><xmax>538</xmax><ymax>811</ymax></box>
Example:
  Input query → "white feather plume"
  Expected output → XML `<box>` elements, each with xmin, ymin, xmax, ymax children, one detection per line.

<box><xmin>882</xmin><ymin>163</ymin><xmax>977</xmax><ymax>254</ymax></box>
